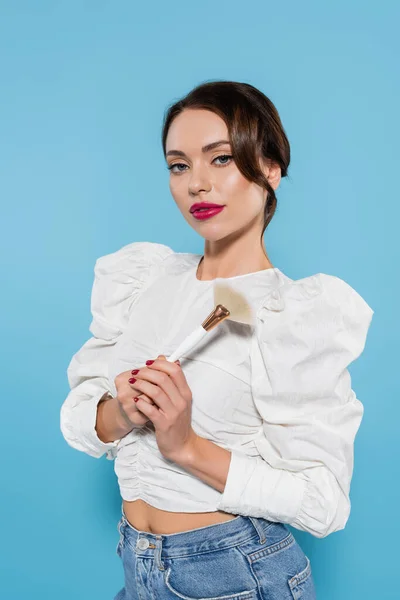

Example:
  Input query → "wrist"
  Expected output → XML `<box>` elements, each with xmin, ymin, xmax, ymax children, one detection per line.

<box><xmin>112</xmin><ymin>396</ymin><xmax>135</xmax><ymax>435</ymax></box>
<box><xmin>97</xmin><ymin>393</ymin><xmax>133</xmax><ymax>441</ymax></box>
<box><xmin>168</xmin><ymin>430</ymin><xmax>200</xmax><ymax>466</ymax></box>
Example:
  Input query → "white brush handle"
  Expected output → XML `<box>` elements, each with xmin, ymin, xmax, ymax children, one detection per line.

<box><xmin>167</xmin><ymin>325</ymin><xmax>208</xmax><ymax>363</ymax></box>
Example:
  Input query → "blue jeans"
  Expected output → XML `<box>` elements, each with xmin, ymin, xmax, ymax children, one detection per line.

<box><xmin>114</xmin><ymin>505</ymin><xmax>316</xmax><ymax>600</ymax></box>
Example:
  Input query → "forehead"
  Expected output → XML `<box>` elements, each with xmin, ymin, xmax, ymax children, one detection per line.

<box><xmin>165</xmin><ymin>109</ymin><xmax>229</xmax><ymax>151</ymax></box>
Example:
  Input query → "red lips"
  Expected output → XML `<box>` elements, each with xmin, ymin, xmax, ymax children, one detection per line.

<box><xmin>189</xmin><ymin>202</ymin><xmax>225</xmax><ymax>213</ymax></box>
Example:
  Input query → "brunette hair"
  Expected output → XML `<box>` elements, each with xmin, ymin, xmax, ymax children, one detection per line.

<box><xmin>161</xmin><ymin>80</ymin><xmax>291</xmax><ymax>242</ymax></box>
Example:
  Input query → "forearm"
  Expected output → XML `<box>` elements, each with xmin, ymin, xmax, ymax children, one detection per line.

<box><xmin>95</xmin><ymin>393</ymin><xmax>133</xmax><ymax>443</ymax></box>
<box><xmin>172</xmin><ymin>434</ymin><xmax>232</xmax><ymax>494</ymax></box>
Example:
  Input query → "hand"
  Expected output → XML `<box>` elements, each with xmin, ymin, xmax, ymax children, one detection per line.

<box><xmin>114</xmin><ymin>364</ymin><xmax>157</xmax><ymax>428</ymax></box>
<box><xmin>131</xmin><ymin>354</ymin><xmax>197</xmax><ymax>461</ymax></box>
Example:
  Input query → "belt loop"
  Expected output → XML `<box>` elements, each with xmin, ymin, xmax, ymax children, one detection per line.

<box><xmin>154</xmin><ymin>535</ymin><xmax>165</xmax><ymax>571</ymax></box>
<box><xmin>248</xmin><ymin>516</ymin><xmax>266</xmax><ymax>544</ymax></box>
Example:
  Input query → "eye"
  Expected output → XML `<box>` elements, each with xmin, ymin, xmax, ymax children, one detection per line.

<box><xmin>167</xmin><ymin>162</ymin><xmax>187</xmax><ymax>173</ymax></box>
<box><xmin>167</xmin><ymin>154</ymin><xmax>233</xmax><ymax>174</ymax></box>
<box><xmin>213</xmin><ymin>154</ymin><xmax>233</xmax><ymax>166</ymax></box>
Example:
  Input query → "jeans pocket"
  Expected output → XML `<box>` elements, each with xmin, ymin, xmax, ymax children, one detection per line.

<box><xmin>288</xmin><ymin>557</ymin><xmax>316</xmax><ymax>600</ymax></box>
<box><xmin>163</xmin><ymin>546</ymin><xmax>258</xmax><ymax>600</ymax></box>
<box><xmin>236</xmin><ymin>523</ymin><xmax>315</xmax><ymax>600</ymax></box>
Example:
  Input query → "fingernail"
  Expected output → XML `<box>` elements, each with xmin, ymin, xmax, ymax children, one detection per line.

<box><xmin>146</xmin><ymin>360</ymin><xmax>154</xmax><ymax>365</ymax></box>
<box><xmin>131</xmin><ymin>369</ymin><xmax>139</xmax><ymax>375</ymax></box>
<box><xmin>128</xmin><ymin>377</ymin><xmax>136</xmax><ymax>383</ymax></box>
<box><xmin>133</xmin><ymin>397</ymin><xmax>140</xmax><ymax>402</ymax></box>
<box><xmin>174</xmin><ymin>360</ymin><xmax>181</xmax><ymax>365</ymax></box>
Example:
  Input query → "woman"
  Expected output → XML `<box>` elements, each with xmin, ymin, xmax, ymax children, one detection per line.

<box><xmin>60</xmin><ymin>80</ymin><xmax>374</xmax><ymax>599</ymax></box>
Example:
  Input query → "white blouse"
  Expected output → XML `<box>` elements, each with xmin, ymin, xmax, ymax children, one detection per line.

<box><xmin>60</xmin><ymin>241</ymin><xmax>374</xmax><ymax>538</ymax></box>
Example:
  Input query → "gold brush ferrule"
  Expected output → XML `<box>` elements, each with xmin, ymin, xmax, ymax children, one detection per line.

<box><xmin>201</xmin><ymin>304</ymin><xmax>230</xmax><ymax>332</ymax></box>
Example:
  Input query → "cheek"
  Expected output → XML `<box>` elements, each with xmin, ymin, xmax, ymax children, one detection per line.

<box><xmin>169</xmin><ymin>178</ymin><xmax>186</xmax><ymax>207</ymax></box>
<box><xmin>218</xmin><ymin>169</ymin><xmax>252</xmax><ymax>196</ymax></box>
<box><xmin>218</xmin><ymin>170</ymin><xmax>263</xmax><ymax>212</ymax></box>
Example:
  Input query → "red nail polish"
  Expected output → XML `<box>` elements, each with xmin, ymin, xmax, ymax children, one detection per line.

<box><xmin>131</xmin><ymin>369</ymin><xmax>139</xmax><ymax>375</ymax></box>
<box><xmin>128</xmin><ymin>377</ymin><xmax>136</xmax><ymax>383</ymax></box>
<box><xmin>146</xmin><ymin>360</ymin><xmax>154</xmax><ymax>365</ymax></box>
<box><xmin>133</xmin><ymin>397</ymin><xmax>139</xmax><ymax>402</ymax></box>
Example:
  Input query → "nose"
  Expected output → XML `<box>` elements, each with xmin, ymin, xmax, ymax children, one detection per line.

<box><xmin>188</xmin><ymin>164</ymin><xmax>212</xmax><ymax>195</ymax></box>
<box><xmin>189</xmin><ymin>181</ymin><xmax>212</xmax><ymax>196</ymax></box>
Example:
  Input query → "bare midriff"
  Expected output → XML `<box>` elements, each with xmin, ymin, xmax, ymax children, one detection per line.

<box><xmin>122</xmin><ymin>499</ymin><xmax>238</xmax><ymax>535</ymax></box>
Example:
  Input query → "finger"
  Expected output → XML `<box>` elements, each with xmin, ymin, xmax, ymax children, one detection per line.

<box><xmin>146</xmin><ymin>358</ymin><xmax>188</xmax><ymax>402</ymax></box>
<box><xmin>134</xmin><ymin>394</ymin><xmax>161</xmax><ymax>424</ymax></box>
<box><xmin>128</xmin><ymin>377</ymin><xmax>154</xmax><ymax>405</ymax></box>
<box><xmin>133</xmin><ymin>367</ymin><xmax>181</xmax><ymax>410</ymax></box>
<box><xmin>128</xmin><ymin>385</ymin><xmax>154</xmax><ymax>405</ymax></box>
<box><xmin>130</xmin><ymin>376</ymin><xmax>174</xmax><ymax>414</ymax></box>
<box><xmin>134</xmin><ymin>393</ymin><xmax>155</xmax><ymax>407</ymax></box>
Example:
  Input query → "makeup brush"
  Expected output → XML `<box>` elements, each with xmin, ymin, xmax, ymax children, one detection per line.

<box><xmin>167</xmin><ymin>281</ymin><xmax>254</xmax><ymax>363</ymax></box>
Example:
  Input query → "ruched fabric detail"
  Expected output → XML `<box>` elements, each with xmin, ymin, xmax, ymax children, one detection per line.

<box><xmin>60</xmin><ymin>241</ymin><xmax>174</xmax><ymax>460</ymax></box>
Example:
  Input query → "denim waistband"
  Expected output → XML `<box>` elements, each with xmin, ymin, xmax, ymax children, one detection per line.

<box><xmin>117</xmin><ymin>502</ymin><xmax>283</xmax><ymax>561</ymax></box>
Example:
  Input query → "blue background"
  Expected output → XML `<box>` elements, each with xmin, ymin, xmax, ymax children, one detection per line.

<box><xmin>1</xmin><ymin>1</ymin><xmax>398</xmax><ymax>598</ymax></box>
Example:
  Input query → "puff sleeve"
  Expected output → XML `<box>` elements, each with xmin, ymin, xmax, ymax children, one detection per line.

<box><xmin>60</xmin><ymin>241</ymin><xmax>174</xmax><ymax>460</ymax></box>
<box><xmin>216</xmin><ymin>273</ymin><xmax>374</xmax><ymax>538</ymax></box>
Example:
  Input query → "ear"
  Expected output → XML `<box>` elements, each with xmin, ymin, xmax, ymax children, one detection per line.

<box><xmin>260</xmin><ymin>157</ymin><xmax>281</xmax><ymax>191</ymax></box>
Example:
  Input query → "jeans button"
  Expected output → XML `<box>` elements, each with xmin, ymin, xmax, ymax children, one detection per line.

<box><xmin>137</xmin><ymin>537</ymin><xmax>150</xmax><ymax>550</ymax></box>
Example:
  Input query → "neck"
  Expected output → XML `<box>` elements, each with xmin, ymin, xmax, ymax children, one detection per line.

<box><xmin>197</xmin><ymin>241</ymin><xmax>273</xmax><ymax>281</ymax></box>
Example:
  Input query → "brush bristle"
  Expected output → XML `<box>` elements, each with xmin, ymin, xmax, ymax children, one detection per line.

<box><xmin>213</xmin><ymin>282</ymin><xmax>254</xmax><ymax>325</ymax></box>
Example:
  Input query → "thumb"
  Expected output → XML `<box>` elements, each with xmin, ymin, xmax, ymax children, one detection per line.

<box><xmin>157</xmin><ymin>354</ymin><xmax>167</xmax><ymax>360</ymax></box>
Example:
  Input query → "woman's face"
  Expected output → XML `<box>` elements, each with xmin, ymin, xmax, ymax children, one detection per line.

<box><xmin>165</xmin><ymin>108</ymin><xmax>281</xmax><ymax>243</ymax></box>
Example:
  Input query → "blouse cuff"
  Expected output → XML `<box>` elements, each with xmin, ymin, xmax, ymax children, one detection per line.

<box><xmin>91</xmin><ymin>392</ymin><xmax>121</xmax><ymax>460</ymax></box>
<box><xmin>215</xmin><ymin>450</ymin><xmax>306</xmax><ymax>523</ymax></box>
<box><xmin>290</xmin><ymin>467</ymin><xmax>345</xmax><ymax>537</ymax></box>
<box><xmin>62</xmin><ymin>390</ymin><xmax>121</xmax><ymax>460</ymax></box>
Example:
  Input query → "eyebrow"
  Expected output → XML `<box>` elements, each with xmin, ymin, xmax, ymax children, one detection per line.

<box><xmin>166</xmin><ymin>139</ymin><xmax>231</xmax><ymax>158</ymax></box>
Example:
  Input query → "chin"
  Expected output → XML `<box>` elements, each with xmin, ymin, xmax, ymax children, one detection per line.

<box><xmin>199</xmin><ymin>229</ymin><xmax>234</xmax><ymax>243</ymax></box>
